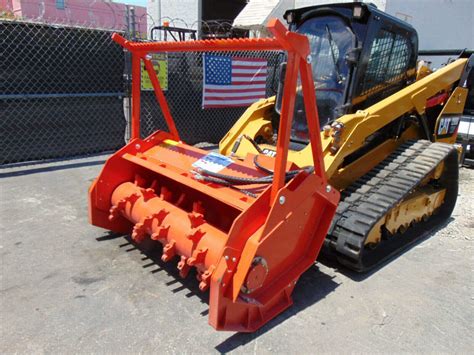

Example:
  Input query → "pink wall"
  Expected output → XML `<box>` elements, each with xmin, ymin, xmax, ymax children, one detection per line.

<box><xmin>3</xmin><ymin>0</ymin><xmax>147</xmax><ymax>33</ymax></box>
<box><xmin>0</xmin><ymin>0</ymin><xmax>14</xmax><ymax>12</ymax></box>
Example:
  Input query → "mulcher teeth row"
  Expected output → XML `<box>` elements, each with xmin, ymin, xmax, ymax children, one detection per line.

<box><xmin>108</xmin><ymin>183</ymin><xmax>216</xmax><ymax>291</ymax></box>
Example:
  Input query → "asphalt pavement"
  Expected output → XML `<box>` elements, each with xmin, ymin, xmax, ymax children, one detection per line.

<box><xmin>1</xmin><ymin>155</ymin><xmax>473</xmax><ymax>353</ymax></box>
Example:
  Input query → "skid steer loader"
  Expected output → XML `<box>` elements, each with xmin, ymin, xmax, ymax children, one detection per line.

<box><xmin>219</xmin><ymin>2</ymin><xmax>473</xmax><ymax>271</ymax></box>
<box><xmin>89</xmin><ymin>2</ymin><xmax>472</xmax><ymax>332</ymax></box>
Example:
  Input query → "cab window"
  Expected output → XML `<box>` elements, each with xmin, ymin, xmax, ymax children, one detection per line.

<box><xmin>361</xmin><ymin>29</ymin><xmax>411</xmax><ymax>97</ymax></box>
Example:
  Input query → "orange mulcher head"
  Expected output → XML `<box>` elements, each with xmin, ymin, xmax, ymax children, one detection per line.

<box><xmin>89</xmin><ymin>19</ymin><xmax>339</xmax><ymax>332</ymax></box>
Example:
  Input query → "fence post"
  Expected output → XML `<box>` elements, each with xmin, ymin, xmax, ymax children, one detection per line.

<box><xmin>123</xmin><ymin>6</ymin><xmax>133</xmax><ymax>142</ymax></box>
<box><xmin>130</xmin><ymin>7</ymin><xmax>137</xmax><ymax>40</ymax></box>
<box><xmin>131</xmin><ymin>53</ymin><xmax>141</xmax><ymax>140</ymax></box>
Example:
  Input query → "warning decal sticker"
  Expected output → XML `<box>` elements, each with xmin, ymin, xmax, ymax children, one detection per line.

<box><xmin>192</xmin><ymin>152</ymin><xmax>233</xmax><ymax>173</ymax></box>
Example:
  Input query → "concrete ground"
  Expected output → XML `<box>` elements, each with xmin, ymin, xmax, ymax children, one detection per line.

<box><xmin>0</xmin><ymin>156</ymin><xmax>473</xmax><ymax>353</ymax></box>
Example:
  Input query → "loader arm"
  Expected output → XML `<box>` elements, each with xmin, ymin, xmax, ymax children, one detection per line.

<box><xmin>322</xmin><ymin>57</ymin><xmax>469</xmax><ymax>186</ymax></box>
<box><xmin>220</xmin><ymin>57</ymin><xmax>469</xmax><ymax>188</ymax></box>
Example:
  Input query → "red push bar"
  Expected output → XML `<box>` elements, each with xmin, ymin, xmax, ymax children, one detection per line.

<box><xmin>113</xmin><ymin>33</ymin><xmax>282</xmax><ymax>53</ymax></box>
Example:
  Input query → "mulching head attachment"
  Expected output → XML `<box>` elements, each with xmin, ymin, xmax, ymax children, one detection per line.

<box><xmin>89</xmin><ymin>19</ymin><xmax>339</xmax><ymax>332</ymax></box>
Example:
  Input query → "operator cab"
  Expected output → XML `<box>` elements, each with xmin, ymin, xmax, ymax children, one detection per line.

<box><xmin>275</xmin><ymin>2</ymin><xmax>418</xmax><ymax>145</ymax></box>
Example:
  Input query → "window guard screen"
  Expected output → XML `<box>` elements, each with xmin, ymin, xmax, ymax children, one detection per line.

<box><xmin>361</xmin><ymin>29</ymin><xmax>411</xmax><ymax>97</ymax></box>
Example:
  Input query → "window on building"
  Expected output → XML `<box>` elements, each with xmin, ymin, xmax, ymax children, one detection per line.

<box><xmin>56</xmin><ymin>0</ymin><xmax>65</xmax><ymax>10</ymax></box>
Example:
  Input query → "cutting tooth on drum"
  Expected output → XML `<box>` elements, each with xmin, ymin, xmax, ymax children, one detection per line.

<box><xmin>151</xmin><ymin>225</ymin><xmax>170</xmax><ymax>241</ymax></box>
<box><xmin>160</xmin><ymin>186</ymin><xmax>172</xmax><ymax>201</ymax></box>
<box><xmin>187</xmin><ymin>248</ymin><xmax>208</xmax><ymax>267</ymax></box>
<box><xmin>177</xmin><ymin>256</ymin><xmax>190</xmax><ymax>278</ymax></box>
<box><xmin>131</xmin><ymin>222</ymin><xmax>147</xmax><ymax>243</ymax></box>
<box><xmin>198</xmin><ymin>265</ymin><xmax>215</xmax><ymax>292</ymax></box>
<box><xmin>162</xmin><ymin>240</ymin><xmax>176</xmax><ymax>262</ymax></box>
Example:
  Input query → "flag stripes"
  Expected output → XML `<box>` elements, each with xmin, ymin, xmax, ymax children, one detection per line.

<box><xmin>203</xmin><ymin>54</ymin><xmax>268</xmax><ymax>108</ymax></box>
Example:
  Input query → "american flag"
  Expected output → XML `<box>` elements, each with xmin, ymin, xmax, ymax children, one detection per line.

<box><xmin>202</xmin><ymin>54</ymin><xmax>268</xmax><ymax>108</ymax></box>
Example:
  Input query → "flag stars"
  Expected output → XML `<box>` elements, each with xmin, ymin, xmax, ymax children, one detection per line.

<box><xmin>205</xmin><ymin>55</ymin><xmax>232</xmax><ymax>85</ymax></box>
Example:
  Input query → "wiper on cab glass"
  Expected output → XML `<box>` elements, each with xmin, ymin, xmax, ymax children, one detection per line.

<box><xmin>325</xmin><ymin>25</ymin><xmax>343</xmax><ymax>83</ymax></box>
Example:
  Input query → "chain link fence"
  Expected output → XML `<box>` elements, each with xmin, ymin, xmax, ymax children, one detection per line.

<box><xmin>1</xmin><ymin>14</ymin><xmax>284</xmax><ymax>165</ymax></box>
<box><xmin>0</xmin><ymin>20</ymin><xmax>127</xmax><ymax>164</ymax></box>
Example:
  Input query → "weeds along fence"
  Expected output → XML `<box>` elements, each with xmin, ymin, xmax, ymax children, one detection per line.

<box><xmin>0</xmin><ymin>17</ymin><xmax>283</xmax><ymax>165</ymax></box>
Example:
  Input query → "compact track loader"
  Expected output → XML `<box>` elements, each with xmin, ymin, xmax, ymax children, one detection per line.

<box><xmin>89</xmin><ymin>2</ymin><xmax>472</xmax><ymax>332</ymax></box>
<box><xmin>219</xmin><ymin>2</ymin><xmax>473</xmax><ymax>271</ymax></box>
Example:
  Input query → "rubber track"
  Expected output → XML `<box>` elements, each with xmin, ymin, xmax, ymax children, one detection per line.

<box><xmin>324</xmin><ymin>140</ymin><xmax>457</xmax><ymax>271</ymax></box>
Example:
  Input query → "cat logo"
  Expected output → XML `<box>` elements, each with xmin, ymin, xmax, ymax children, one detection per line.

<box><xmin>262</xmin><ymin>148</ymin><xmax>277</xmax><ymax>157</ymax></box>
<box><xmin>437</xmin><ymin>115</ymin><xmax>461</xmax><ymax>138</ymax></box>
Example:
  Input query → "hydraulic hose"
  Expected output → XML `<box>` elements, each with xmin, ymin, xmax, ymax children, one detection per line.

<box><xmin>195</xmin><ymin>134</ymin><xmax>314</xmax><ymax>188</ymax></box>
<box><xmin>253</xmin><ymin>154</ymin><xmax>274</xmax><ymax>175</ymax></box>
<box><xmin>192</xmin><ymin>172</ymin><xmax>258</xmax><ymax>197</ymax></box>
<box><xmin>194</xmin><ymin>165</ymin><xmax>313</xmax><ymax>186</ymax></box>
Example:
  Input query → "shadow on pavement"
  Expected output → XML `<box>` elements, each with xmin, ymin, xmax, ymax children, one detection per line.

<box><xmin>94</xmin><ymin>211</ymin><xmax>455</xmax><ymax>350</ymax></box>
<box><xmin>318</xmin><ymin>216</ymin><xmax>455</xmax><ymax>282</ymax></box>
<box><xmin>214</xmin><ymin>265</ymin><xmax>339</xmax><ymax>353</ymax></box>
<box><xmin>97</xmin><ymin>233</ymin><xmax>210</xmax><ymax>305</ymax></box>
<box><xmin>0</xmin><ymin>158</ymin><xmax>106</xmax><ymax>178</ymax></box>
<box><xmin>216</xmin><ymin>213</ymin><xmax>452</xmax><ymax>353</ymax></box>
<box><xmin>95</xmin><ymin>232</ymin><xmax>339</xmax><ymax>351</ymax></box>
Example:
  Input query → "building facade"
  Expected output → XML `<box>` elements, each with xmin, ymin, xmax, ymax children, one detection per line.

<box><xmin>1</xmin><ymin>0</ymin><xmax>147</xmax><ymax>33</ymax></box>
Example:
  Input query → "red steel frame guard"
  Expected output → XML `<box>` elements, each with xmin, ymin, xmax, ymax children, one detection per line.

<box><xmin>112</xmin><ymin>18</ymin><xmax>327</xmax><ymax>203</ymax></box>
